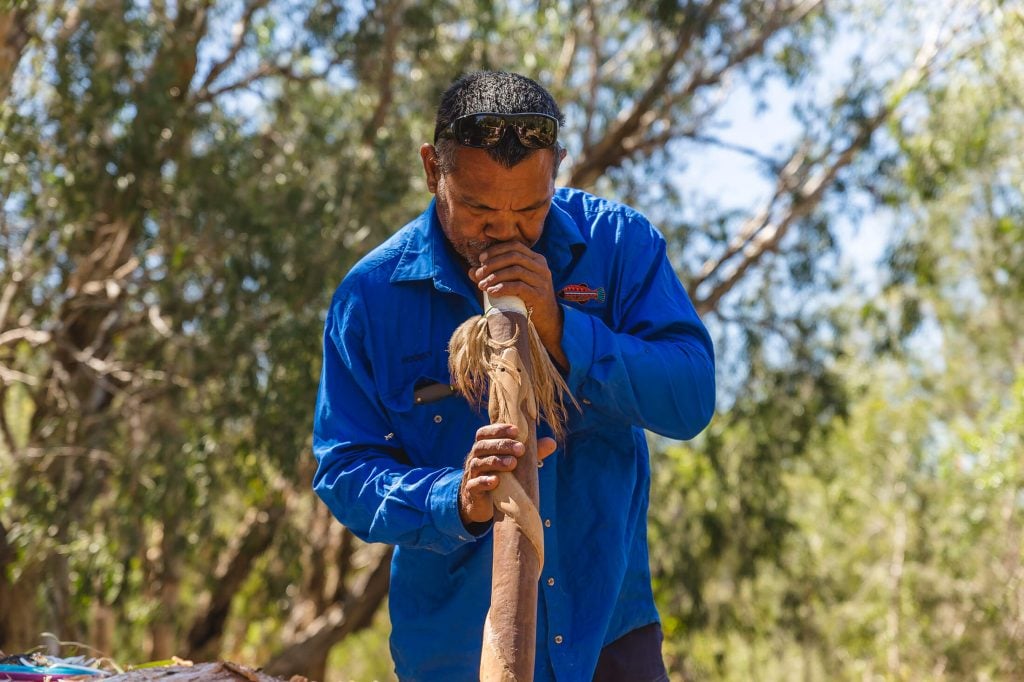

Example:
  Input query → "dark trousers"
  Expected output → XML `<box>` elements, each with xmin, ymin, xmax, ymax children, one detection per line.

<box><xmin>592</xmin><ymin>622</ymin><xmax>669</xmax><ymax>682</ymax></box>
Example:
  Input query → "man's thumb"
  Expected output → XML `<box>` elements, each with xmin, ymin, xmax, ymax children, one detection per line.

<box><xmin>537</xmin><ymin>437</ymin><xmax>557</xmax><ymax>460</ymax></box>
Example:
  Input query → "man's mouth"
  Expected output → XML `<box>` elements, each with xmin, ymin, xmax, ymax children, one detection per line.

<box><xmin>463</xmin><ymin>240</ymin><xmax>495</xmax><ymax>266</ymax></box>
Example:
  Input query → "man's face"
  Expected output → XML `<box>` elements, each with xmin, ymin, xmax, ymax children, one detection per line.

<box><xmin>420</xmin><ymin>145</ymin><xmax>561</xmax><ymax>268</ymax></box>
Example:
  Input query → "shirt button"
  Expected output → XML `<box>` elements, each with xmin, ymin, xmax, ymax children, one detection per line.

<box><xmin>582</xmin><ymin>398</ymin><xmax>592</xmax><ymax>405</ymax></box>
<box><xmin>433</xmin><ymin>414</ymin><xmax>443</xmax><ymax>423</ymax></box>
<box><xmin>544</xmin><ymin>519</ymin><xmax>551</xmax><ymax>528</ymax></box>
<box><xmin>538</xmin><ymin>460</ymin><xmax>544</xmax><ymax>468</ymax></box>
<box><xmin>554</xmin><ymin>635</ymin><xmax>564</xmax><ymax>644</ymax></box>
<box><xmin>547</xmin><ymin>577</ymin><xmax>555</xmax><ymax>586</ymax></box>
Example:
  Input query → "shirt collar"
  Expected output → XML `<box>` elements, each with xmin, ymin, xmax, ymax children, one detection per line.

<box><xmin>390</xmin><ymin>198</ymin><xmax>475</xmax><ymax>300</ymax></box>
<box><xmin>390</xmin><ymin>198</ymin><xmax>444</xmax><ymax>284</ymax></box>
<box><xmin>390</xmin><ymin>194</ymin><xmax>587</xmax><ymax>290</ymax></box>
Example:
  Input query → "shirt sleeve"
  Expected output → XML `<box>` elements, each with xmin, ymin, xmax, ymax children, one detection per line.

<box><xmin>312</xmin><ymin>285</ymin><xmax>484</xmax><ymax>554</ymax></box>
<box><xmin>561</xmin><ymin>216</ymin><xmax>715</xmax><ymax>440</ymax></box>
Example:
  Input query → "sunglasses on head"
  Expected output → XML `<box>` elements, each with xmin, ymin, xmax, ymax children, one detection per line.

<box><xmin>435</xmin><ymin>112</ymin><xmax>559</xmax><ymax>149</ymax></box>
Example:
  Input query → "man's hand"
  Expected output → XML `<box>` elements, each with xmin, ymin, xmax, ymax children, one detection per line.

<box><xmin>460</xmin><ymin>423</ymin><xmax>557</xmax><ymax>528</ymax></box>
<box><xmin>471</xmin><ymin>242</ymin><xmax>568</xmax><ymax>369</ymax></box>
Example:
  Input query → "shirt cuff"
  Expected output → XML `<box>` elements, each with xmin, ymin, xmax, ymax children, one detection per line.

<box><xmin>560</xmin><ymin>303</ymin><xmax>597</xmax><ymax>394</ymax></box>
<box><xmin>428</xmin><ymin>468</ymin><xmax>490</xmax><ymax>543</ymax></box>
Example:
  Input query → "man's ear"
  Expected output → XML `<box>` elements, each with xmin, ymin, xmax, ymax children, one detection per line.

<box><xmin>552</xmin><ymin>145</ymin><xmax>568</xmax><ymax>180</ymax></box>
<box><xmin>420</xmin><ymin>143</ymin><xmax>439</xmax><ymax>194</ymax></box>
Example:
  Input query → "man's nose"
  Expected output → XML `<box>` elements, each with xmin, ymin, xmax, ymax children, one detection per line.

<box><xmin>483</xmin><ymin>214</ymin><xmax>520</xmax><ymax>242</ymax></box>
<box><xmin>485</xmin><ymin>220</ymin><xmax>520</xmax><ymax>241</ymax></box>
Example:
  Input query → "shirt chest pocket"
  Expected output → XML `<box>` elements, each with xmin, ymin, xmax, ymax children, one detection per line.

<box><xmin>379</xmin><ymin>370</ymin><xmax>485</xmax><ymax>469</ymax></box>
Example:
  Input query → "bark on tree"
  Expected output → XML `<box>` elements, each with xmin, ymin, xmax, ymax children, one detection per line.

<box><xmin>186</xmin><ymin>502</ymin><xmax>286</xmax><ymax>661</ymax></box>
<box><xmin>0</xmin><ymin>5</ymin><xmax>34</xmax><ymax>102</ymax></box>
<box><xmin>0</xmin><ymin>561</ymin><xmax>41</xmax><ymax>651</ymax></box>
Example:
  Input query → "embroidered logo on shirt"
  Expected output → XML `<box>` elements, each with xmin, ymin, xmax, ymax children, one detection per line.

<box><xmin>558</xmin><ymin>283</ymin><xmax>606</xmax><ymax>304</ymax></box>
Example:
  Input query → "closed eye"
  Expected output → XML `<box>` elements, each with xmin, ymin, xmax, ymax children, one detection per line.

<box><xmin>459</xmin><ymin>195</ymin><xmax>549</xmax><ymax>212</ymax></box>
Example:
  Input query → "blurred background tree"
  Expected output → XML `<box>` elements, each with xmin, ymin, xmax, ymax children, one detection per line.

<box><xmin>0</xmin><ymin>0</ymin><xmax>1019</xmax><ymax>680</ymax></box>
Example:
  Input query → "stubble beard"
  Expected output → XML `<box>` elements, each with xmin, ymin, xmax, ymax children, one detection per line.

<box><xmin>436</xmin><ymin>194</ymin><xmax>492</xmax><ymax>268</ymax></box>
<box><xmin>454</xmin><ymin>239</ymin><xmax>494</xmax><ymax>268</ymax></box>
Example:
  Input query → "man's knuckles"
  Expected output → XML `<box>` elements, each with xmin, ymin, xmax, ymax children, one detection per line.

<box><xmin>475</xmin><ymin>423</ymin><xmax>518</xmax><ymax>440</ymax></box>
<box><xmin>472</xmin><ymin>438</ymin><xmax>523</xmax><ymax>455</ymax></box>
<box><xmin>469</xmin><ymin>455</ymin><xmax>518</xmax><ymax>476</ymax></box>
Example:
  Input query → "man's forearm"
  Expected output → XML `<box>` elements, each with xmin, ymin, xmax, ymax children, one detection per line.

<box><xmin>560</xmin><ymin>305</ymin><xmax>716</xmax><ymax>440</ymax></box>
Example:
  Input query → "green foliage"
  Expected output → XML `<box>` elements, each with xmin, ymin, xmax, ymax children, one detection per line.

<box><xmin>646</xmin><ymin>7</ymin><xmax>1024</xmax><ymax>680</ymax></box>
<box><xmin>2</xmin><ymin>0</ymin><xmax>1020</xmax><ymax>680</ymax></box>
<box><xmin>328</xmin><ymin>601</ymin><xmax>398</xmax><ymax>682</ymax></box>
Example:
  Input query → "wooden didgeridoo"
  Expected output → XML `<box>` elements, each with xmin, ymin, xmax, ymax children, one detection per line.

<box><xmin>479</xmin><ymin>294</ymin><xmax>544</xmax><ymax>682</ymax></box>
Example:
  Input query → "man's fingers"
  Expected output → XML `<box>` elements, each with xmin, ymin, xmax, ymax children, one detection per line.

<box><xmin>479</xmin><ymin>240</ymin><xmax>537</xmax><ymax>262</ymax></box>
<box><xmin>464</xmin><ymin>475</ymin><xmax>500</xmax><ymax>497</ymax></box>
<box><xmin>474</xmin><ymin>245</ymin><xmax>547</xmax><ymax>279</ymax></box>
<box><xmin>472</xmin><ymin>438</ymin><xmax>524</xmax><ymax>458</ymax></box>
<box><xmin>482</xmin><ymin>280</ymin><xmax>535</xmax><ymax>300</ymax></box>
<box><xmin>475</xmin><ymin>256</ymin><xmax>548</xmax><ymax>289</ymax></box>
<box><xmin>476</xmin><ymin>423</ymin><xmax>519</xmax><ymax>441</ymax></box>
<box><xmin>471</xmin><ymin>440</ymin><xmax>557</xmax><ymax>474</ymax></box>
<box><xmin>476</xmin><ymin>264</ymin><xmax>539</xmax><ymax>290</ymax></box>
<box><xmin>477</xmin><ymin>250</ymin><xmax>545</xmax><ymax>274</ymax></box>
<box><xmin>463</xmin><ymin>437</ymin><xmax>558</xmax><ymax>525</ymax></box>
<box><xmin>468</xmin><ymin>454</ymin><xmax>519</xmax><ymax>477</ymax></box>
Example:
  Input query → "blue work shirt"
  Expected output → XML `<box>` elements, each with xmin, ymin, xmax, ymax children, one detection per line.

<box><xmin>313</xmin><ymin>187</ymin><xmax>715</xmax><ymax>681</ymax></box>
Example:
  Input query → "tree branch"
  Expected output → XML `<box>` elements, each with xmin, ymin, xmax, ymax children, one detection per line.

<box><xmin>185</xmin><ymin>501</ymin><xmax>286</xmax><ymax>660</ymax></box>
<box><xmin>692</xmin><ymin>111</ymin><xmax>886</xmax><ymax>315</ymax></box>
<box><xmin>331</xmin><ymin>527</ymin><xmax>355</xmax><ymax>604</ymax></box>
<box><xmin>0</xmin><ymin>362</ymin><xmax>39</xmax><ymax>386</ymax></box>
<box><xmin>192</xmin><ymin>57</ymin><xmax>341</xmax><ymax>103</ymax></box>
<box><xmin>570</xmin><ymin>0</ymin><xmax>822</xmax><ymax>188</ymax></box>
<box><xmin>361</xmin><ymin>0</ymin><xmax>405</xmax><ymax>146</ymax></box>
<box><xmin>552</xmin><ymin>2</ymin><xmax>579</xmax><ymax>91</ymax></box>
<box><xmin>570</xmin><ymin>0</ymin><xmax>726</xmax><ymax>187</ymax></box>
<box><xmin>580</xmin><ymin>0</ymin><xmax>603</xmax><ymax>150</ymax></box>
<box><xmin>262</xmin><ymin>545</ymin><xmax>393</xmax><ymax>678</ymax></box>
<box><xmin>684</xmin><ymin>132</ymin><xmax>784</xmax><ymax>170</ymax></box>
<box><xmin>0</xmin><ymin>385</ymin><xmax>17</xmax><ymax>455</ymax></box>
<box><xmin>196</xmin><ymin>0</ymin><xmax>270</xmax><ymax>96</ymax></box>
<box><xmin>0</xmin><ymin>327</ymin><xmax>51</xmax><ymax>348</ymax></box>
<box><xmin>0</xmin><ymin>3</ymin><xmax>36</xmax><ymax>102</ymax></box>
<box><xmin>692</xmin><ymin>145</ymin><xmax>808</xmax><ymax>291</ymax></box>
<box><xmin>688</xmin><ymin>0</ymin><xmax>959</xmax><ymax>315</ymax></box>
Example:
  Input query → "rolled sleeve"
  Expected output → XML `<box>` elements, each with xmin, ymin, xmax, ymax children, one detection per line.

<box><xmin>428</xmin><ymin>468</ymin><xmax>490</xmax><ymax>543</ymax></box>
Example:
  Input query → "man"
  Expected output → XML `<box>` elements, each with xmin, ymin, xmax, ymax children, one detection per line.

<box><xmin>313</xmin><ymin>71</ymin><xmax>715</xmax><ymax>681</ymax></box>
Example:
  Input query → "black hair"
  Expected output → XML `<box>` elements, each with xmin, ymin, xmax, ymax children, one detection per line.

<box><xmin>432</xmin><ymin>71</ymin><xmax>565</xmax><ymax>175</ymax></box>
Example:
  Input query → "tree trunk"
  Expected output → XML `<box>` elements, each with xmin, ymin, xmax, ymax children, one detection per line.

<box><xmin>0</xmin><ymin>5</ymin><xmax>34</xmax><ymax>102</ymax></box>
<box><xmin>262</xmin><ymin>546</ymin><xmax>392</xmax><ymax>679</ymax></box>
<box><xmin>149</xmin><ymin>520</ymin><xmax>182</xmax><ymax>661</ymax></box>
<box><xmin>0</xmin><ymin>521</ymin><xmax>41</xmax><ymax>651</ymax></box>
<box><xmin>92</xmin><ymin>600</ymin><xmax>116</xmax><ymax>658</ymax></box>
<box><xmin>46</xmin><ymin>548</ymin><xmax>80</xmax><ymax>648</ymax></box>
<box><xmin>185</xmin><ymin>502</ymin><xmax>285</xmax><ymax>661</ymax></box>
